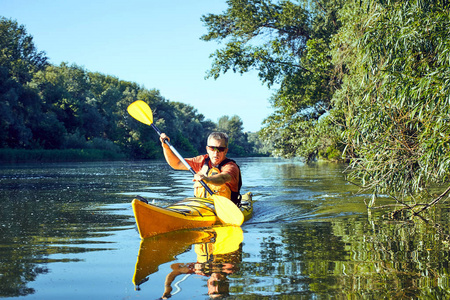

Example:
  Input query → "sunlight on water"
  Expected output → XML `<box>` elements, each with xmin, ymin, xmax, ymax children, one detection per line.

<box><xmin>1</xmin><ymin>158</ymin><xmax>450</xmax><ymax>299</ymax></box>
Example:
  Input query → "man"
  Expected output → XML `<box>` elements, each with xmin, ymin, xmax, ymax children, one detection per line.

<box><xmin>159</xmin><ymin>132</ymin><xmax>241</xmax><ymax>205</ymax></box>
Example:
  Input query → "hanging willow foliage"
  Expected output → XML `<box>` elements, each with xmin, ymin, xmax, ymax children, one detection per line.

<box><xmin>334</xmin><ymin>0</ymin><xmax>450</xmax><ymax>206</ymax></box>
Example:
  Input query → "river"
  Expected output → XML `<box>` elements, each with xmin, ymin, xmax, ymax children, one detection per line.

<box><xmin>0</xmin><ymin>157</ymin><xmax>449</xmax><ymax>299</ymax></box>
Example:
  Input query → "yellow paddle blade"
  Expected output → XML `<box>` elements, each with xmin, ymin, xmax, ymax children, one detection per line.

<box><xmin>212</xmin><ymin>226</ymin><xmax>244</xmax><ymax>255</ymax></box>
<box><xmin>212</xmin><ymin>195</ymin><xmax>244</xmax><ymax>226</ymax></box>
<box><xmin>127</xmin><ymin>100</ymin><xmax>153</xmax><ymax>125</ymax></box>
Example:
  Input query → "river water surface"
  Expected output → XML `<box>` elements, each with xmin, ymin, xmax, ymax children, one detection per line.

<box><xmin>1</xmin><ymin>157</ymin><xmax>449</xmax><ymax>299</ymax></box>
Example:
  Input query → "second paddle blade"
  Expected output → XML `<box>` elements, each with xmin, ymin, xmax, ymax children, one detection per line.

<box><xmin>212</xmin><ymin>195</ymin><xmax>244</xmax><ymax>226</ymax></box>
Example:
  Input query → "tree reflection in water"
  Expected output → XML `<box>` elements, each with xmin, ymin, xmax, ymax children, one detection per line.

<box><xmin>2</xmin><ymin>159</ymin><xmax>450</xmax><ymax>299</ymax></box>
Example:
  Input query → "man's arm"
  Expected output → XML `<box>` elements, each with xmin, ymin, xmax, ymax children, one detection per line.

<box><xmin>162</xmin><ymin>263</ymin><xmax>193</xmax><ymax>299</ymax></box>
<box><xmin>193</xmin><ymin>172</ymin><xmax>232</xmax><ymax>185</ymax></box>
<box><xmin>193</xmin><ymin>162</ymin><xmax>238</xmax><ymax>185</ymax></box>
<box><xmin>160</xmin><ymin>133</ymin><xmax>188</xmax><ymax>170</ymax></box>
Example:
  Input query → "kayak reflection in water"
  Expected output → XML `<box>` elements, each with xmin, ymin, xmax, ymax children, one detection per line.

<box><xmin>162</xmin><ymin>243</ymin><xmax>242</xmax><ymax>299</ymax></box>
<box><xmin>132</xmin><ymin>226</ymin><xmax>244</xmax><ymax>299</ymax></box>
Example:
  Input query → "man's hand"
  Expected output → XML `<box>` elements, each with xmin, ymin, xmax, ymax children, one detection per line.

<box><xmin>160</xmin><ymin>133</ymin><xmax>170</xmax><ymax>146</ymax></box>
<box><xmin>193</xmin><ymin>173</ymin><xmax>207</xmax><ymax>182</ymax></box>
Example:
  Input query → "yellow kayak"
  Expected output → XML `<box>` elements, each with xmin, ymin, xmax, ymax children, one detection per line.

<box><xmin>132</xmin><ymin>192</ymin><xmax>253</xmax><ymax>239</ymax></box>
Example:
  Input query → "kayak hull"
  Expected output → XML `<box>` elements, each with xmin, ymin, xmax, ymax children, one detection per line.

<box><xmin>132</xmin><ymin>192</ymin><xmax>253</xmax><ymax>239</ymax></box>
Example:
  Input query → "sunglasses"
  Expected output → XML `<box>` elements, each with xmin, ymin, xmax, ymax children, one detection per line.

<box><xmin>207</xmin><ymin>146</ymin><xmax>227</xmax><ymax>152</ymax></box>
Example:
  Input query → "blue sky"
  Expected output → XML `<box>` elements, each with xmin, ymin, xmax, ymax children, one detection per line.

<box><xmin>1</xmin><ymin>0</ymin><xmax>276</xmax><ymax>132</ymax></box>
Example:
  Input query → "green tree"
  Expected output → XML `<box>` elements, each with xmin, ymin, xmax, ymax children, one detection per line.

<box><xmin>201</xmin><ymin>0</ymin><xmax>344</xmax><ymax>160</ymax></box>
<box><xmin>0</xmin><ymin>17</ymin><xmax>47</xmax><ymax>84</ymax></box>
<box><xmin>0</xmin><ymin>18</ymin><xmax>262</xmax><ymax>160</ymax></box>
<box><xmin>32</xmin><ymin>63</ymin><xmax>108</xmax><ymax>144</ymax></box>
<box><xmin>216</xmin><ymin>115</ymin><xmax>254</xmax><ymax>156</ymax></box>
<box><xmin>248</xmin><ymin>131</ymin><xmax>272</xmax><ymax>155</ymax></box>
<box><xmin>0</xmin><ymin>17</ymin><xmax>48</xmax><ymax>148</ymax></box>
<box><xmin>333</xmin><ymin>0</ymin><xmax>450</xmax><ymax>209</ymax></box>
<box><xmin>171</xmin><ymin>101</ymin><xmax>208</xmax><ymax>153</ymax></box>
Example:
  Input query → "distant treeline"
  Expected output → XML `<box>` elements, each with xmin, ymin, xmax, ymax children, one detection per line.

<box><xmin>0</xmin><ymin>17</ymin><xmax>271</xmax><ymax>163</ymax></box>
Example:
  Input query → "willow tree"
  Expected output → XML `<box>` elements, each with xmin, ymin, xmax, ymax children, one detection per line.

<box><xmin>201</xmin><ymin>0</ymin><xmax>344</xmax><ymax>160</ymax></box>
<box><xmin>333</xmin><ymin>0</ymin><xmax>450</xmax><ymax>212</ymax></box>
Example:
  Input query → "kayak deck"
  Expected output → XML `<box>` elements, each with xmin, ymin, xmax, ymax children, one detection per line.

<box><xmin>132</xmin><ymin>192</ymin><xmax>253</xmax><ymax>239</ymax></box>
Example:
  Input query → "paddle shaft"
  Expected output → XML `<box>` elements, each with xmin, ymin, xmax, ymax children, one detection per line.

<box><xmin>151</xmin><ymin>124</ymin><xmax>215</xmax><ymax>196</ymax></box>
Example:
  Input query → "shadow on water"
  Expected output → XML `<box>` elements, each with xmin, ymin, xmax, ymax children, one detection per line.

<box><xmin>1</xmin><ymin>158</ymin><xmax>450</xmax><ymax>299</ymax></box>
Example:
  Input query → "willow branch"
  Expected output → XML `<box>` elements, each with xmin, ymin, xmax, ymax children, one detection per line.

<box><xmin>413</xmin><ymin>184</ymin><xmax>450</xmax><ymax>216</ymax></box>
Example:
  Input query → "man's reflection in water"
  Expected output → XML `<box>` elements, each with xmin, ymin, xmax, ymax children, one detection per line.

<box><xmin>207</xmin><ymin>273</ymin><xmax>229</xmax><ymax>299</ymax></box>
<box><xmin>162</xmin><ymin>243</ymin><xmax>242</xmax><ymax>299</ymax></box>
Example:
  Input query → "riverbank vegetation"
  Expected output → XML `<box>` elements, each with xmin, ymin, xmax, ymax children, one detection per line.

<box><xmin>0</xmin><ymin>17</ymin><xmax>270</xmax><ymax>164</ymax></box>
<box><xmin>201</xmin><ymin>0</ymin><xmax>450</xmax><ymax>214</ymax></box>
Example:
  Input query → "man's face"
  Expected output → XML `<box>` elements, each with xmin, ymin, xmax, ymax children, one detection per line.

<box><xmin>206</xmin><ymin>138</ymin><xmax>228</xmax><ymax>166</ymax></box>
